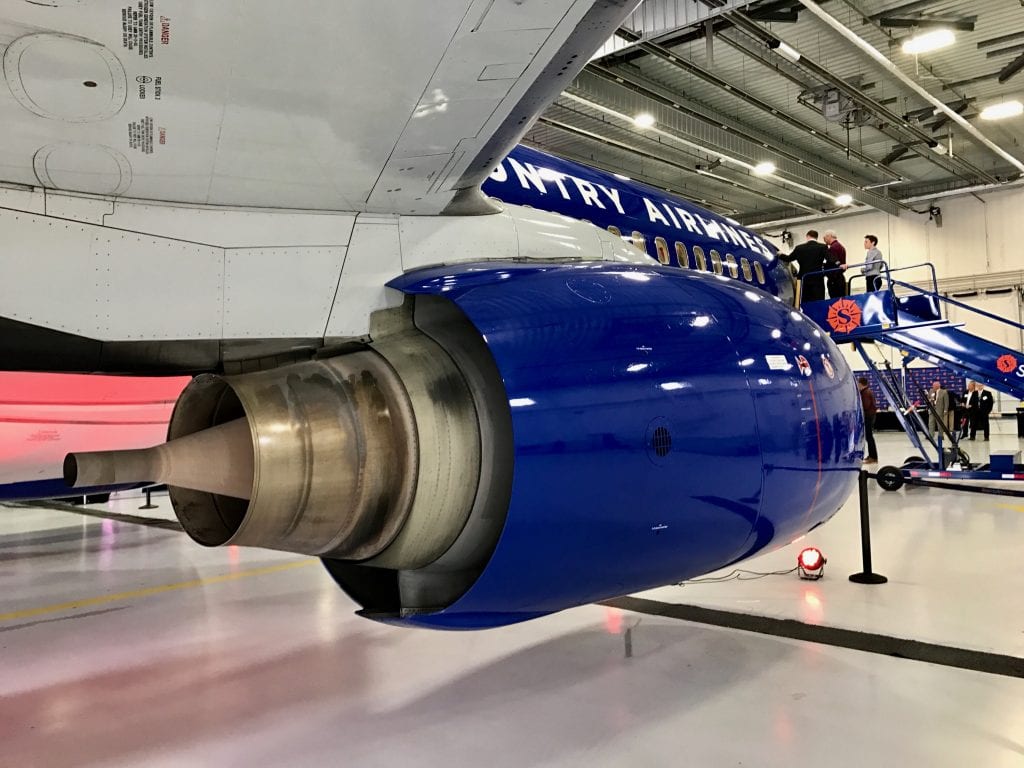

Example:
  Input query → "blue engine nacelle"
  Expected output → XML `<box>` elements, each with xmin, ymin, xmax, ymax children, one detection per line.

<box><xmin>318</xmin><ymin>261</ymin><xmax>862</xmax><ymax>629</ymax></box>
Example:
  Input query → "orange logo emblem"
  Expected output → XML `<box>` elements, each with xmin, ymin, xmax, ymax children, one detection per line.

<box><xmin>997</xmin><ymin>354</ymin><xmax>1018</xmax><ymax>374</ymax></box>
<box><xmin>826</xmin><ymin>298</ymin><xmax>862</xmax><ymax>334</ymax></box>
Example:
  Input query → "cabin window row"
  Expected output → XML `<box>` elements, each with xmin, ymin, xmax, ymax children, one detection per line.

<box><xmin>607</xmin><ymin>227</ymin><xmax>766</xmax><ymax>286</ymax></box>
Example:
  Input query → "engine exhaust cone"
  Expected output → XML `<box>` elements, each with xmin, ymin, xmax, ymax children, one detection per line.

<box><xmin>64</xmin><ymin>418</ymin><xmax>254</xmax><ymax>500</ymax></box>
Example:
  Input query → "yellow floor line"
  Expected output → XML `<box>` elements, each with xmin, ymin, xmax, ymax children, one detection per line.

<box><xmin>0</xmin><ymin>558</ymin><xmax>318</xmax><ymax>622</ymax></box>
<box><xmin>996</xmin><ymin>503</ymin><xmax>1024</xmax><ymax>513</ymax></box>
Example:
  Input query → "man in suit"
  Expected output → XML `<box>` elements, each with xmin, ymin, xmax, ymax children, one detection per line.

<box><xmin>965</xmin><ymin>381</ymin><xmax>979</xmax><ymax>439</ymax></box>
<box><xmin>858</xmin><ymin>377</ymin><xmax>878</xmax><ymax>464</ymax></box>
<box><xmin>972</xmin><ymin>385</ymin><xmax>994</xmax><ymax>440</ymax></box>
<box><xmin>822</xmin><ymin>230</ymin><xmax>847</xmax><ymax>298</ymax></box>
<box><xmin>927</xmin><ymin>380</ymin><xmax>951</xmax><ymax>438</ymax></box>
<box><xmin>781</xmin><ymin>230</ymin><xmax>829</xmax><ymax>303</ymax></box>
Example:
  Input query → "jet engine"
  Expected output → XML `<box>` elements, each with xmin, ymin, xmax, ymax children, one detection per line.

<box><xmin>65</xmin><ymin>261</ymin><xmax>863</xmax><ymax>629</ymax></box>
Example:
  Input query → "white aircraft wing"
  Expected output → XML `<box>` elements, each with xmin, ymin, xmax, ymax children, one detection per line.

<box><xmin>0</xmin><ymin>0</ymin><xmax>637</xmax><ymax>215</ymax></box>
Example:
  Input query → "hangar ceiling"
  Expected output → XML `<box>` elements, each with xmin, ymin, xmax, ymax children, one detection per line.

<box><xmin>526</xmin><ymin>0</ymin><xmax>1024</xmax><ymax>226</ymax></box>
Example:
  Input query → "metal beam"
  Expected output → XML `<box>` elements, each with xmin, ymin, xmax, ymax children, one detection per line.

<box><xmin>715</xmin><ymin>27</ymin><xmax>963</xmax><ymax>180</ymax></box>
<box><xmin>977</xmin><ymin>32</ymin><xmax>1024</xmax><ymax>50</ymax></box>
<box><xmin>535</xmin><ymin>114</ymin><xmax>823</xmax><ymax>214</ymax></box>
<box><xmin>592</xmin><ymin>0</ymin><xmax>758</xmax><ymax>64</ymax></box>
<box><xmin>881</xmin><ymin>146</ymin><xmax>911</xmax><ymax>165</ymax></box>
<box><xmin>749</xmin><ymin>9</ymin><xmax>800</xmax><ymax>22</ymax></box>
<box><xmin>553</xmin><ymin>93</ymin><xmax>841</xmax><ymax>212</ymax></box>
<box><xmin>765</xmin><ymin>5</ymin><xmax>1011</xmax><ymax>181</ymax></box>
<box><xmin>999</xmin><ymin>51</ymin><xmax>1024</xmax><ymax>83</ymax></box>
<box><xmin>929</xmin><ymin>101</ymin><xmax>971</xmax><ymax>133</ymax></box>
<box><xmin>879</xmin><ymin>17</ymin><xmax>975</xmax><ymax>31</ymax></box>
<box><xmin>616</xmin><ymin>37</ymin><xmax>903</xmax><ymax>180</ymax></box>
<box><xmin>867</xmin><ymin>0</ymin><xmax>942</xmax><ymax>20</ymax></box>
<box><xmin>796</xmin><ymin>0</ymin><xmax>1024</xmax><ymax>176</ymax></box>
<box><xmin>836</xmin><ymin>0</ymin><xmax>970</xmax><ymax>102</ymax></box>
<box><xmin>987</xmin><ymin>43</ymin><xmax>1024</xmax><ymax>60</ymax></box>
<box><xmin>581</xmin><ymin>64</ymin><xmax>901</xmax><ymax>207</ymax></box>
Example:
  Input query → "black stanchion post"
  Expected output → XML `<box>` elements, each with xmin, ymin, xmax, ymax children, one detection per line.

<box><xmin>138</xmin><ymin>486</ymin><xmax>158</xmax><ymax>510</ymax></box>
<box><xmin>849</xmin><ymin>469</ymin><xmax>888</xmax><ymax>584</ymax></box>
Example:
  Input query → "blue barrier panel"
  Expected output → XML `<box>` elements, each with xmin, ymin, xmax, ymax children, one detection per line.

<box><xmin>802</xmin><ymin>290</ymin><xmax>897</xmax><ymax>341</ymax></box>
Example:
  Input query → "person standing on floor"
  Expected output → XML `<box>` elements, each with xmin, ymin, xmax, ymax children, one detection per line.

<box><xmin>863</xmin><ymin>235</ymin><xmax>884</xmax><ymax>292</ymax></box>
<box><xmin>973</xmin><ymin>384</ymin><xmax>994</xmax><ymax>441</ymax></box>
<box><xmin>858</xmin><ymin>377</ymin><xmax>878</xmax><ymax>464</ymax></box>
<box><xmin>927</xmin><ymin>380</ymin><xmax>950</xmax><ymax>438</ymax></box>
<box><xmin>822</xmin><ymin>230</ymin><xmax>847</xmax><ymax>298</ymax></box>
<box><xmin>965</xmin><ymin>381</ymin><xmax>979</xmax><ymax>439</ymax></box>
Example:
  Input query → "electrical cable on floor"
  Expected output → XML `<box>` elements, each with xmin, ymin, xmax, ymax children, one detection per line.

<box><xmin>678</xmin><ymin>566</ymin><xmax>798</xmax><ymax>585</ymax></box>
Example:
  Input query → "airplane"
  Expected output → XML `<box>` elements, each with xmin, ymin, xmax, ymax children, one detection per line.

<box><xmin>0</xmin><ymin>1</ymin><xmax>863</xmax><ymax>629</ymax></box>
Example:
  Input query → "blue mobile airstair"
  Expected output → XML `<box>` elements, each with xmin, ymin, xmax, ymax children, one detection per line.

<box><xmin>800</xmin><ymin>262</ymin><xmax>1024</xmax><ymax>491</ymax></box>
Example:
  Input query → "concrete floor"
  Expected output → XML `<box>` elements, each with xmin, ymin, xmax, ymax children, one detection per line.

<box><xmin>1</xmin><ymin>423</ymin><xmax>1023</xmax><ymax>767</ymax></box>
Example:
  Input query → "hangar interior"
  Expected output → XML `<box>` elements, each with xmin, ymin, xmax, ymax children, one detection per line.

<box><xmin>2</xmin><ymin>0</ymin><xmax>1024</xmax><ymax>765</ymax></box>
<box><xmin>528</xmin><ymin>0</ymin><xmax>1024</xmax><ymax>407</ymax></box>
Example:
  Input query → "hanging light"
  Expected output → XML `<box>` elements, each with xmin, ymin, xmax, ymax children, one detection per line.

<box><xmin>834</xmin><ymin>193</ymin><xmax>854</xmax><ymax>206</ymax></box>
<box><xmin>752</xmin><ymin>161</ymin><xmax>776</xmax><ymax>176</ymax></box>
<box><xmin>633</xmin><ymin>112</ymin><xmax>656</xmax><ymax>128</ymax></box>
<box><xmin>797</xmin><ymin>547</ymin><xmax>827</xmax><ymax>579</ymax></box>
<box><xmin>901</xmin><ymin>29</ymin><xmax>955</xmax><ymax>55</ymax></box>
<box><xmin>980</xmin><ymin>100</ymin><xmax>1024</xmax><ymax>121</ymax></box>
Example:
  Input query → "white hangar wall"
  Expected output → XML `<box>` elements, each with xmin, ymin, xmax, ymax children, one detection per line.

<box><xmin>761</xmin><ymin>183</ymin><xmax>1024</xmax><ymax>411</ymax></box>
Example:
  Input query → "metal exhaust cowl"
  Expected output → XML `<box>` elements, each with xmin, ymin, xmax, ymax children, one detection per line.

<box><xmin>66</xmin><ymin>330</ymin><xmax>482</xmax><ymax>569</ymax></box>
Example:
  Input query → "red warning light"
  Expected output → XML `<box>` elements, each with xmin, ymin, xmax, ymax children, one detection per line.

<box><xmin>797</xmin><ymin>547</ymin><xmax>826</xmax><ymax>580</ymax></box>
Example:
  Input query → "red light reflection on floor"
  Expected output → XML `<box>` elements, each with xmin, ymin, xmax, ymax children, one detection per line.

<box><xmin>604</xmin><ymin>606</ymin><xmax>622</xmax><ymax>634</ymax></box>
<box><xmin>802</xmin><ymin>589</ymin><xmax>824</xmax><ymax>624</ymax></box>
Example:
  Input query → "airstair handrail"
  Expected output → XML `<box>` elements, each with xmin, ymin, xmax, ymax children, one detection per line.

<box><xmin>880</xmin><ymin>262</ymin><xmax>939</xmax><ymax>294</ymax></box>
<box><xmin>798</xmin><ymin>259</ymin><xmax>936</xmax><ymax>298</ymax></box>
<box><xmin>889</xmin><ymin>279</ymin><xmax>1024</xmax><ymax>334</ymax></box>
<box><xmin>797</xmin><ymin>260</ymin><xmax>879</xmax><ymax>303</ymax></box>
<box><xmin>845</xmin><ymin>258</ymin><xmax>891</xmax><ymax>294</ymax></box>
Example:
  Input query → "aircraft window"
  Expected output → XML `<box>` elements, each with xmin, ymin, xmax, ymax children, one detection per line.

<box><xmin>654</xmin><ymin>237</ymin><xmax>671</xmax><ymax>265</ymax></box>
<box><xmin>608</xmin><ymin>225</ymin><xmax>621</xmax><ymax>237</ymax></box>
<box><xmin>675</xmin><ymin>242</ymin><xmax>689</xmax><ymax>268</ymax></box>
<box><xmin>709</xmin><ymin>249</ymin><xmax>724</xmax><ymax>275</ymax></box>
<box><xmin>693</xmin><ymin>245</ymin><xmax>707</xmax><ymax>271</ymax></box>
<box><xmin>740</xmin><ymin>258</ymin><xmax>753</xmax><ymax>281</ymax></box>
<box><xmin>725</xmin><ymin>253</ymin><xmax>739</xmax><ymax>278</ymax></box>
<box><xmin>631</xmin><ymin>231</ymin><xmax>647</xmax><ymax>254</ymax></box>
<box><xmin>753</xmin><ymin>262</ymin><xmax>766</xmax><ymax>285</ymax></box>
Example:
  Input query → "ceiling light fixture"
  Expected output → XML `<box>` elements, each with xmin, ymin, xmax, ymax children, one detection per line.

<box><xmin>834</xmin><ymin>193</ymin><xmax>854</xmax><ymax>206</ymax></box>
<box><xmin>633</xmin><ymin>112</ymin><xmax>656</xmax><ymax>128</ymax></box>
<box><xmin>901</xmin><ymin>29</ymin><xmax>955</xmax><ymax>55</ymax></box>
<box><xmin>980</xmin><ymin>99</ymin><xmax>1024</xmax><ymax>120</ymax></box>
<box><xmin>752</xmin><ymin>161</ymin><xmax>776</xmax><ymax>176</ymax></box>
